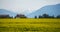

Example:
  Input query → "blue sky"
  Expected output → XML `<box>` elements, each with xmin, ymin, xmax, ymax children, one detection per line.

<box><xmin>0</xmin><ymin>0</ymin><xmax>60</xmax><ymax>14</ymax></box>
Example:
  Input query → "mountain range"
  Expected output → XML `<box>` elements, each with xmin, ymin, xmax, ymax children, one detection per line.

<box><xmin>0</xmin><ymin>4</ymin><xmax>60</xmax><ymax>18</ymax></box>
<box><xmin>0</xmin><ymin>9</ymin><xmax>17</xmax><ymax>17</ymax></box>
<box><xmin>27</xmin><ymin>4</ymin><xmax>60</xmax><ymax>18</ymax></box>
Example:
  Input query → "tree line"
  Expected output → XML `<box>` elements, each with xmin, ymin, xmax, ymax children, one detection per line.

<box><xmin>0</xmin><ymin>14</ymin><xmax>27</xmax><ymax>18</ymax></box>
<box><xmin>35</xmin><ymin>14</ymin><xmax>60</xmax><ymax>18</ymax></box>
<box><xmin>0</xmin><ymin>14</ymin><xmax>60</xmax><ymax>18</ymax></box>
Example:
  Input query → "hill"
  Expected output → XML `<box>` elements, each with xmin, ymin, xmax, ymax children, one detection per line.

<box><xmin>27</xmin><ymin>4</ymin><xmax>60</xmax><ymax>18</ymax></box>
<box><xmin>0</xmin><ymin>9</ymin><xmax>16</xmax><ymax>17</ymax></box>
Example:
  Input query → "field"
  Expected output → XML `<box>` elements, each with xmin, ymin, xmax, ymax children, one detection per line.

<box><xmin>0</xmin><ymin>18</ymin><xmax>60</xmax><ymax>32</ymax></box>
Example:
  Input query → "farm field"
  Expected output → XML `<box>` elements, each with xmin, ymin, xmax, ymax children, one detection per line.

<box><xmin>0</xmin><ymin>18</ymin><xmax>60</xmax><ymax>32</ymax></box>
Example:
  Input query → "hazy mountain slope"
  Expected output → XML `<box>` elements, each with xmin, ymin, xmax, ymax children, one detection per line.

<box><xmin>0</xmin><ymin>9</ymin><xmax>17</xmax><ymax>17</ymax></box>
<box><xmin>27</xmin><ymin>4</ymin><xmax>60</xmax><ymax>18</ymax></box>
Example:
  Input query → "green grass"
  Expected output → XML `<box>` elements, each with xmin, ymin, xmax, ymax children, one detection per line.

<box><xmin>0</xmin><ymin>18</ymin><xmax>60</xmax><ymax>32</ymax></box>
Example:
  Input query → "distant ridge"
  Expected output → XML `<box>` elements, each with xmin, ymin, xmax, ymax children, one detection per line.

<box><xmin>27</xmin><ymin>4</ymin><xmax>60</xmax><ymax>18</ymax></box>
<box><xmin>0</xmin><ymin>9</ymin><xmax>16</xmax><ymax>17</ymax></box>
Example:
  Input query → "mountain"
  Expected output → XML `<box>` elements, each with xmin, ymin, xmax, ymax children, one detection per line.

<box><xmin>0</xmin><ymin>9</ymin><xmax>17</xmax><ymax>17</ymax></box>
<box><xmin>27</xmin><ymin>4</ymin><xmax>60</xmax><ymax>18</ymax></box>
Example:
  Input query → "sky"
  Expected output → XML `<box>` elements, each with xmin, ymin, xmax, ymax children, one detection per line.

<box><xmin>0</xmin><ymin>0</ymin><xmax>60</xmax><ymax>14</ymax></box>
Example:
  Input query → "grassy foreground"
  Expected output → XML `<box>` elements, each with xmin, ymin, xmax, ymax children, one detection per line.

<box><xmin>0</xmin><ymin>18</ymin><xmax>60</xmax><ymax>32</ymax></box>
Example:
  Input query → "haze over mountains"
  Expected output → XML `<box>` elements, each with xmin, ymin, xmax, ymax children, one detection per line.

<box><xmin>0</xmin><ymin>4</ymin><xmax>60</xmax><ymax>18</ymax></box>
<box><xmin>0</xmin><ymin>9</ymin><xmax>17</xmax><ymax>17</ymax></box>
<box><xmin>27</xmin><ymin>4</ymin><xmax>60</xmax><ymax>18</ymax></box>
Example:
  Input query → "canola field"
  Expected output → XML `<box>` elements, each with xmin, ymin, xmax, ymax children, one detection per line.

<box><xmin>0</xmin><ymin>18</ymin><xmax>60</xmax><ymax>32</ymax></box>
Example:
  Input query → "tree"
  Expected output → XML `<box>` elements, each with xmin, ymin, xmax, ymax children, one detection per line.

<box><xmin>56</xmin><ymin>15</ymin><xmax>60</xmax><ymax>18</ymax></box>
<box><xmin>42</xmin><ymin>14</ymin><xmax>49</xmax><ymax>18</ymax></box>
<box><xmin>15</xmin><ymin>14</ymin><xmax>27</xmax><ymax>18</ymax></box>
<box><xmin>0</xmin><ymin>14</ymin><xmax>12</xmax><ymax>18</ymax></box>
<box><xmin>35</xmin><ymin>16</ymin><xmax>37</xmax><ymax>18</ymax></box>
<box><xmin>39</xmin><ymin>15</ymin><xmax>43</xmax><ymax>18</ymax></box>
<box><xmin>50</xmin><ymin>15</ymin><xmax>55</xmax><ymax>18</ymax></box>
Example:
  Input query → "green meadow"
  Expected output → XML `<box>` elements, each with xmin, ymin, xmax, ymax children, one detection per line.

<box><xmin>0</xmin><ymin>18</ymin><xmax>60</xmax><ymax>32</ymax></box>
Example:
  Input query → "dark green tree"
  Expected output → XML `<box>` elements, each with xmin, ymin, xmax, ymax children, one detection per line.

<box><xmin>42</xmin><ymin>14</ymin><xmax>49</xmax><ymax>18</ymax></box>
<box><xmin>56</xmin><ymin>15</ymin><xmax>60</xmax><ymax>18</ymax></box>
<box><xmin>15</xmin><ymin>14</ymin><xmax>27</xmax><ymax>18</ymax></box>
<box><xmin>35</xmin><ymin>16</ymin><xmax>37</xmax><ymax>19</ymax></box>
<box><xmin>39</xmin><ymin>15</ymin><xmax>43</xmax><ymax>18</ymax></box>
<box><xmin>0</xmin><ymin>14</ymin><xmax>12</xmax><ymax>18</ymax></box>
